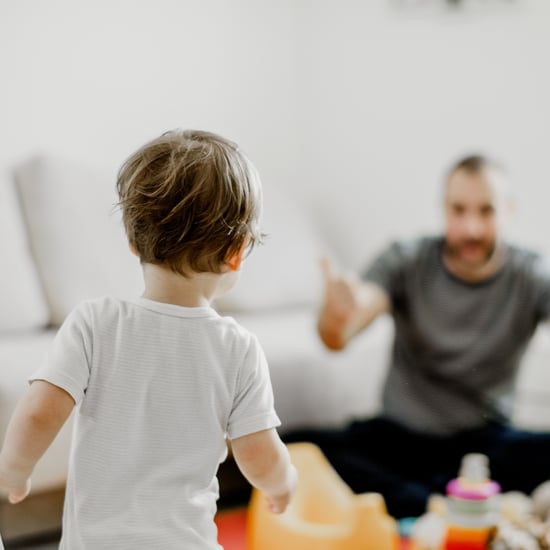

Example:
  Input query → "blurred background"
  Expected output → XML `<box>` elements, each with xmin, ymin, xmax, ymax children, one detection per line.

<box><xmin>2</xmin><ymin>3</ymin><xmax>550</xmax><ymax>544</ymax></box>
<box><xmin>1</xmin><ymin>0</ymin><xmax>549</xmax><ymax>270</ymax></box>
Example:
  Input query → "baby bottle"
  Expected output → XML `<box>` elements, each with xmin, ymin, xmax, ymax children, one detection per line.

<box><xmin>444</xmin><ymin>453</ymin><xmax>501</xmax><ymax>550</ymax></box>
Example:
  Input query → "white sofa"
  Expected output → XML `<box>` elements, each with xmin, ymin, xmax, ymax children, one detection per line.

<box><xmin>1</xmin><ymin>154</ymin><xmax>550</xmax><ymax>501</ymax></box>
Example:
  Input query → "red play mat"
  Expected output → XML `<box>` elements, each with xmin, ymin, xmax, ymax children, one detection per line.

<box><xmin>215</xmin><ymin>507</ymin><xmax>410</xmax><ymax>550</ymax></box>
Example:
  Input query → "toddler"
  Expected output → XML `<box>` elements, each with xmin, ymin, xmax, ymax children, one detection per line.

<box><xmin>0</xmin><ymin>129</ymin><xmax>296</xmax><ymax>549</ymax></box>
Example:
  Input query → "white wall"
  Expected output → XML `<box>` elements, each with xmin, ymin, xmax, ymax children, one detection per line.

<box><xmin>295</xmin><ymin>0</ymin><xmax>550</xmax><ymax>268</ymax></box>
<box><xmin>1</xmin><ymin>0</ymin><xmax>550</xmax><ymax>271</ymax></box>
<box><xmin>0</xmin><ymin>0</ymin><xmax>302</xmax><ymax>195</ymax></box>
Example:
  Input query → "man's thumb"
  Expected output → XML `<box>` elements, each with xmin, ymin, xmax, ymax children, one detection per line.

<box><xmin>320</xmin><ymin>256</ymin><xmax>335</xmax><ymax>283</ymax></box>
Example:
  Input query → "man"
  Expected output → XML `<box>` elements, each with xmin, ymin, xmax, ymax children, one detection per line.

<box><xmin>288</xmin><ymin>155</ymin><xmax>550</xmax><ymax>518</ymax></box>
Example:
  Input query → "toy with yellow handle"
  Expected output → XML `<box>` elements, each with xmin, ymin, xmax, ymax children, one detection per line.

<box><xmin>247</xmin><ymin>441</ymin><xmax>399</xmax><ymax>550</ymax></box>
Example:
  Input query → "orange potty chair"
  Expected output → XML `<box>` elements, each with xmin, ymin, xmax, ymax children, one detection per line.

<box><xmin>247</xmin><ymin>442</ymin><xmax>399</xmax><ymax>550</ymax></box>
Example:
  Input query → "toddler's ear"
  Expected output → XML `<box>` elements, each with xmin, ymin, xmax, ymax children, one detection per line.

<box><xmin>225</xmin><ymin>240</ymin><xmax>250</xmax><ymax>271</ymax></box>
<box><xmin>226</xmin><ymin>249</ymin><xmax>244</xmax><ymax>272</ymax></box>
<box><xmin>129</xmin><ymin>243</ymin><xmax>139</xmax><ymax>257</ymax></box>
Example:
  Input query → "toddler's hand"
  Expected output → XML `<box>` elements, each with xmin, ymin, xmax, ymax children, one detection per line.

<box><xmin>265</xmin><ymin>492</ymin><xmax>291</xmax><ymax>514</ymax></box>
<box><xmin>264</xmin><ymin>463</ymin><xmax>297</xmax><ymax>514</ymax></box>
<box><xmin>0</xmin><ymin>470</ymin><xmax>31</xmax><ymax>504</ymax></box>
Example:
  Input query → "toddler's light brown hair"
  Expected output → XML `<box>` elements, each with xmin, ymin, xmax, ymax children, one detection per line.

<box><xmin>117</xmin><ymin>129</ymin><xmax>263</xmax><ymax>276</ymax></box>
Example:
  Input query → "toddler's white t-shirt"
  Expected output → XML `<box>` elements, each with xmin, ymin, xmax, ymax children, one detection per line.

<box><xmin>30</xmin><ymin>296</ymin><xmax>280</xmax><ymax>549</ymax></box>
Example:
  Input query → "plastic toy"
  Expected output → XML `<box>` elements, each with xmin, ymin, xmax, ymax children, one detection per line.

<box><xmin>247</xmin><ymin>441</ymin><xmax>399</xmax><ymax>550</ymax></box>
<box><xmin>443</xmin><ymin>453</ymin><xmax>501</xmax><ymax>550</ymax></box>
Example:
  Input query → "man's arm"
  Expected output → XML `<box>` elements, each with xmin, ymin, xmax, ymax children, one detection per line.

<box><xmin>230</xmin><ymin>428</ymin><xmax>297</xmax><ymax>514</ymax></box>
<box><xmin>0</xmin><ymin>380</ymin><xmax>75</xmax><ymax>503</ymax></box>
<box><xmin>318</xmin><ymin>257</ymin><xmax>390</xmax><ymax>351</ymax></box>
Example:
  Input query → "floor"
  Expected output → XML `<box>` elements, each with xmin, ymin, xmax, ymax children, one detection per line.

<box><xmin>2</xmin><ymin>505</ymin><xmax>250</xmax><ymax>550</ymax></box>
<box><xmin>0</xmin><ymin>489</ymin><xmax>63</xmax><ymax>550</ymax></box>
<box><xmin>7</xmin><ymin>544</ymin><xmax>58</xmax><ymax>550</ymax></box>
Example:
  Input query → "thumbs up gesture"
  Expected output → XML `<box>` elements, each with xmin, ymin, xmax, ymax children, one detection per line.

<box><xmin>318</xmin><ymin>257</ymin><xmax>362</xmax><ymax>350</ymax></box>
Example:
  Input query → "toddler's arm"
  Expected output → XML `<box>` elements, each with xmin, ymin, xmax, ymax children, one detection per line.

<box><xmin>0</xmin><ymin>380</ymin><xmax>74</xmax><ymax>504</ymax></box>
<box><xmin>230</xmin><ymin>428</ymin><xmax>297</xmax><ymax>514</ymax></box>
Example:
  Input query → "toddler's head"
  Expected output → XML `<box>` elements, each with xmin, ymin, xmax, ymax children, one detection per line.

<box><xmin>117</xmin><ymin>129</ymin><xmax>263</xmax><ymax>276</ymax></box>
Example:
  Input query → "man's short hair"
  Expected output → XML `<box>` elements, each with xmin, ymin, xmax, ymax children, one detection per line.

<box><xmin>117</xmin><ymin>129</ymin><xmax>263</xmax><ymax>276</ymax></box>
<box><xmin>446</xmin><ymin>154</ymin><xmax>506</xmax><ymax>182</ymax></box>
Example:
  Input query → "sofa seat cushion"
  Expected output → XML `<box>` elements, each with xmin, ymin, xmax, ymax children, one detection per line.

<box><xmin>231</xmin><ymin>308</ymin><xmax>394</xmax><ymax>433</ymax></box>
<box><xmin>514</xmin><ymin>325</ymin><xmax>550</xmax><ymax>430</ymax></box>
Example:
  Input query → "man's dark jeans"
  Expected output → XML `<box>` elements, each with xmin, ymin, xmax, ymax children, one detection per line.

<box><xmin>283</xmin><ymin>416</ymin><xmax>550</xmax><ymax>518</ymax></box>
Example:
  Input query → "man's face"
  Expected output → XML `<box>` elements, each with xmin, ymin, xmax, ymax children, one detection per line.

<box><xmin>444</xmin><ymin>168</ymin><xmax>508</xmax><ymax>269</ymax></box>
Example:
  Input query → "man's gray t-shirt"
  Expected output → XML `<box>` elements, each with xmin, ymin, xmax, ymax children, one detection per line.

<box><xmin>363</xmin><ymin>236</ymin><xmax>550</xmax><ymax>435</ymax></box>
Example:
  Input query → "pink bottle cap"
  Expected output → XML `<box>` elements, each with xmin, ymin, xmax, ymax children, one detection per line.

<box><xmin>446</xmin><ymin>478</ymin><xmax>501</xmax><ymax>500</ymax></box>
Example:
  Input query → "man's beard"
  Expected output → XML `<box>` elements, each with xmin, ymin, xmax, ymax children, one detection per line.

<box><xmin>444</xmin><ymin>238</ymin><xmax>496</xmax><ymax>268</ymax></box>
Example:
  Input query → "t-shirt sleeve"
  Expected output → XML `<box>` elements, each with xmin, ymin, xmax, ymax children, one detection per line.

<box><xmin>226</xmin><ymin>334</ymin><xmax>281</xmax><ymax>440</ymax></box>
<box><xmin>532</xmin><ymin>255</ymin><xmax>550</xmax><ymax>321</ymax></box>
<box><xmin>361</xmin><ymin>240</ymin><xmax>409</xmax><ymax>298</ymax></box>
<box><xmin>29</xmin><ymin>303</ymin><xmax>92</xmax><ymax>404</ymax></box>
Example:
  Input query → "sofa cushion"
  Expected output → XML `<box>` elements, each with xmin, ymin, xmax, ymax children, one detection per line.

<box><xmin>232</xmin><ymin>309</ymin><xmax>394</xmax><ymax>432</ymax></box>
<box><xmin>0</xmin><ymin>176</ymin><xmax>49</xmax><ymax>331</ymax></box>
<box><xmin>14</xmin><ymin>156</ymin><xmax>143</xmax><ymax>326</ymax></box>
<box><xmin>215</xmin><ymin>184</ymin><xmax>326</xmax><ymax>313</ymax></box>
<box><xmin>513</xmin><ymin>325</ymin><xmax>550</xmax><ymax>430</ymax></box>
